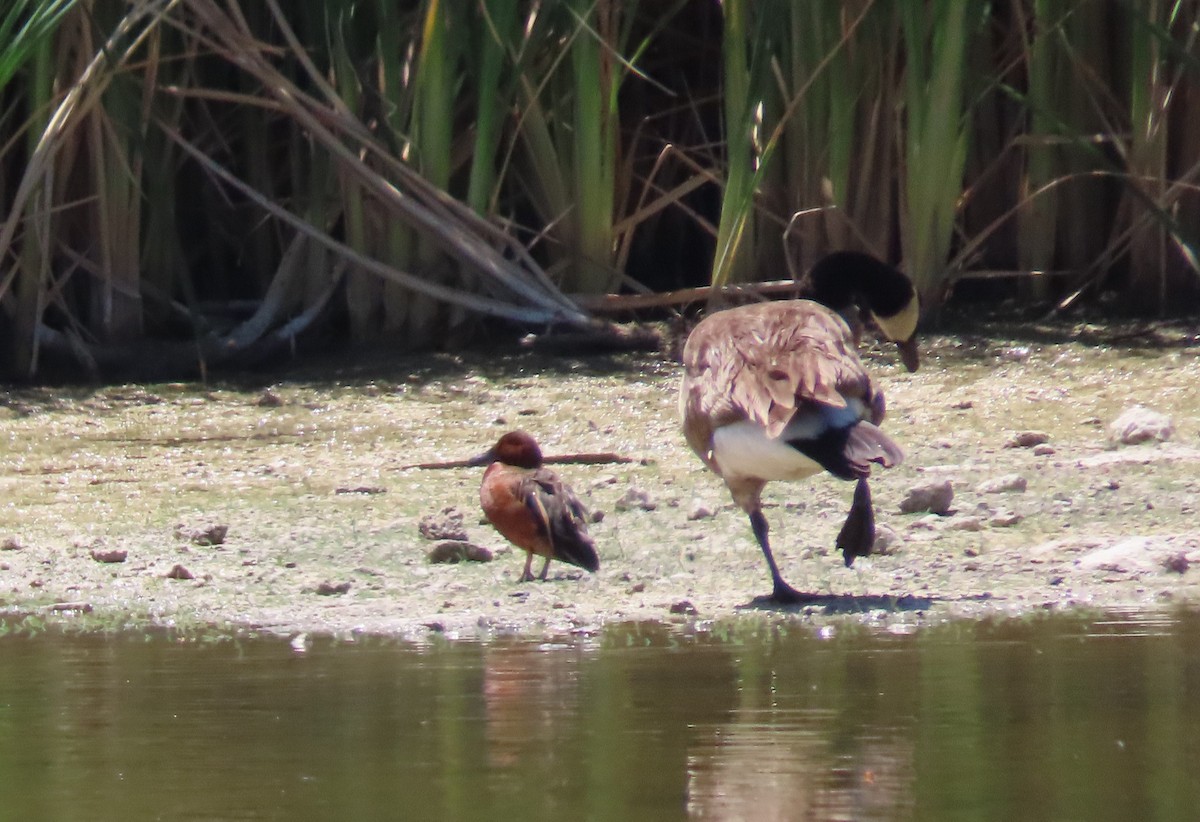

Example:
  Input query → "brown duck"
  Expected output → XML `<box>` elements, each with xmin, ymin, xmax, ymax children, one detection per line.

<box><xmin>469</xmin><ymin>431</ymin><xmax>600</xmax><ymax>582</ymax></box>
<box><xmin>679</xmin><ymin>251</ymin><xmax>919</xmax><ymax>603</ymax></box>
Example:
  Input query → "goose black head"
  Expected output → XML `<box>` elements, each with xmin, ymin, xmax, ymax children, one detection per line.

<box><xmin>807</xmin><ymin>251</ymin><xmax>920</xmax><ymax>372</ymax></box>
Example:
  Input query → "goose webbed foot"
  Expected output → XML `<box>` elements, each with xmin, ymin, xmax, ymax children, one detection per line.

<box><xmin>837</xmin><ymin>478</ymin><xmax>876</xmax><ymax>567</ymax></box>
<box><xmin>749</xmin><ymin>509</ymin><xmax>822</xmax><ymax>605</ymax></box>
<box><xmin>767</xmin><ymin>580</ymin><xmax>823</xmax><ymax>605</ymax></box>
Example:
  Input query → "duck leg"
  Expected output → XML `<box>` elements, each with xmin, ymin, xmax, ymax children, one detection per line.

<box><xmin>538</xmin><ymin>556</ymin><xmax>552</xmax><ymax>581</ymax></box>
<box><xmin>749</xmin><ymin>509</ymin><xmax>820</xmax><ymax>604</ymax></box>
<box><xmin>836</xmin><ymin>478</ymin><xmax>875</xmax><ymax>567</ymax></box>
<box><xmin>519</xmin><ymin>552</ymin><xmax>536</xmax><ymax>582</ymax></box>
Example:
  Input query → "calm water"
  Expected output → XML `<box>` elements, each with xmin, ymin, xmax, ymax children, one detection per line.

<box><xmin>2</xmin><ymin>611</ymin><xmax>1199</xmax><ymax>821</ymax></box>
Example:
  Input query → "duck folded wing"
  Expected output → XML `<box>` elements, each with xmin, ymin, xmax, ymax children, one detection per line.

<box><xmin>522</xmin><ymin>471</ymin><xmax>600</xmax><ymax>572</ymax></box>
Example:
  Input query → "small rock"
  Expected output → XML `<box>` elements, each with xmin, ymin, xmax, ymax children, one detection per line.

<box><xmin>1162</xmin><ymin>553</ymin><xmax>1189</xmax><ymax>574</ymax></box>
<box><xmin>951</xmin><ymin>400</ymin><xmax>974</xmax><ymax>410</ymax></box>
<box><xmin>669</xmin><ymin>600</ymin><xmax>697</xmax><ymax>616</ymax></box>
<box><xmin>872</xmin><ymin>523</ymin><xmax>900</xmax><ymax>555</ymax></box>
<box><xmin>686</xmin><ymin>500</ymin><xmax>716</xmax><ymax>521</ymax></box>
<box><xmin>899</xmin><ymin>480</ymin><xmax>954</xmax><ymax>515</ymax></box>
<box><xmin>628</xmin><ymin>582</ymin><xmax>646</xmax><ymax>594</ymax></box>
<box><xmin>1004</xmin><ymin>431</ymin><xmax>1050</xmax><ymax>448</ymax></box>
<box><xmin>977</xmin><ymin>474</ymin><xmax>1028</xmax><ymax>494</ymax></box>
<box><xmin>165</xmin><ymin>564</ymin><xmax>195</xmax><ymax>580</ymax></box>
<box><xmin>1077</xmin><ymin>537</ymin><xmax>1164</xmax><ymax>573</ymax></box>
<box><xmin>315</xmin><ymin>581</ymin><xmax>352</xmax><ymax>595</ymax></box>
<box><xmin>419</xmin><ymin>507</ymin><xmax>468</xmax><ymax>541</ymax></box>
<box><xmin>0</xmin><ymin>536</ymin><xmax>22</xmax><ymax>551</ymax></box>
<box><xmin>907</xmin><ymin>514</ymin><xmax>943</xmax><ymax>531</ymax></box>
<box><xmin>590</xmin><ymin>475</ymin><xmax>619</xmax><ymax>490</ymax></box>
<box><xmin>1108</xmin><ymin>405</ymin><xmax>1174</xmax><ymax>445</ymax></box>
<box><xmin>999</xmin><ymin>346</ymin><xmax>1031</xmax><ymax>362</ymax></box>
<box><xmin>335</xmin><ymin>485</ymin><xmax>387</xmax><ymax>495</ymax></box>
<box><xmin>1049</xmin><ymin>575</ymin><xmax>1065</xmax><ymax>586</ymax></box>
<box><xmin>175</xmin><ymin>522</ymin><xmax>229</xmax><ymax>546</ymax></box>
<box><xmin>989</xmin><ymin>511</ymin><xmax>1023</xmax><ymax>527</ymax></box>
<box><xmin>947</xmin><ymin>516</ymin><xmax>985</xmax><ymax>532</ymax></box>
<box><xmin>47</xmin><ymin>602</ymin><xmax>93</xmax><ymax>613</ymax></box>
<box><xmin>615</xmin><ymin>487</ymin><xmax>657</xmax><ymax>512</ymax></box>
<box><xmin>1033</xmin><ymin>445</ymin><xmax>1056</xmax><ymax>456</ymax></box>
<box><xmin>427</xmin><ymin>540</ymin><xmax>494</xmax><ymax>564</ymax></box>
<box><xmin>256</xmin><ymin>389</ymin><xmax>284</xmax><ymax>407</ymax></box>
<box><xmin>590</xmin><ymin>509</ymin><xmax>606</xmax><ymax>524</ymax></box>
<box><xmin>90</xmin><ymin>548</ymin><xmax>128</xmax><ymax>563</ymax></box>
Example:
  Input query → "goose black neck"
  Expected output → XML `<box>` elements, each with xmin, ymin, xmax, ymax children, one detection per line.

<box><xmin>806</xmin><ymin>251</ymin><xmax>912</xmax><ymax>316</ymax></box>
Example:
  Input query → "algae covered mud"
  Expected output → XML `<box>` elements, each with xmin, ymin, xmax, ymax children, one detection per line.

<box><xmin>1</xmin><ymin>324</ymin><xmax>1199</xmax><ymax>639</ymax></box>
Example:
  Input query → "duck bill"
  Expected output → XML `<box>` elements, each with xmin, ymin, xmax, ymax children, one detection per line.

<box><xmin>465</xmin><ymin>447</ymin><xmax>496</xmax><ymax>467</ymax></box>
<box><xmin>896</xmin><ymin>337</ymin><xmax>920</xmax><ymax>372</ymax></box>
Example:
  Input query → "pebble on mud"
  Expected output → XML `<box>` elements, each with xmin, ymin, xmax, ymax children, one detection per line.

<box><xmin>899</xmin><ymin>480</ymin><xmax>954</xmax><ymax>515</ymax></box>
<box><xmin>427</xmin><ymin>540</ymin><xmax>494</xmax><ymax>564</ymax></box>
<box><xmin>872</xmin><ymin>523</ymin><xmax>900</xmax><ymax>555</ymax></box>
<box><xmin>989</xmin><ymin>511</ymin><xmax>1023</xmax><ymax>527</ymax></box>
<box><xmin>686</xmin><ymin>500</ymin><xmax>717</xmax><ymax>521</ymax></box>
<box><xmin>1</xmin><ymin>536</ymin><xmax>22</xmax><ymax>551</ymax></box>
<box><xmin>669</xmin><ymin>600</ymin><xmax>697</xmax><ymax>615</ymax></box>
<box><xmin>615</xmin><ymin>487</ymin><xmax>658</xmax><ymax>512</ymax></box>
<box><xmin>1004</xmin><ymin>431</ymin><xmax>1050</xmax><ymax>448</ymax></box>
<box><xmin>90</xmin><ymin>548</ymin><xmax>128</xmax><ymax>563</ymax></box>
<box><xmin>1108</xmin><ymin>405</ymin><xmax>1174</xmax><ymax>445</ymax></box>
<box><xmin>419</xmin><ymin>507</ymin><xmax>468</xmax><ymax>541</ymax></box>
<box><xmin>977</xmin><ymin>474</ymin><xmax>1028</xmax><ymax>494</ymax></box>
<box><xmin>175</xmin><ymin>522</ymin><xmax>229</xmax><ymax>546</ymax></box>
<box><xmin>315</xmin><ymin>581</ymin><xmax>352</xmax><ymax>595</ymax></box>
<box><xmin>165</xmin><ymin>564</ymin><xmax>195</xmax><ymax>580</ymax></box>
<box><xmin>1162</xmin><ymin>553</ymin><xmax>1189</xmax><ymax>574</ymax></box>
<box><xmin>947</xmin><ymin>516</ymin><xmax>985</xmax><ymax>532</ymax></box>
<box><xmin>256</xmin><ymin>389</ymin><xmax>284</xmax><ymax>407</ymax></box>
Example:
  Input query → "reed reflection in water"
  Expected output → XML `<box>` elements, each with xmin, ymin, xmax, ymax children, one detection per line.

<box><xmin>0</xmin><ymin>610</ymin><xmax>1197</xmax><ymax>821</ymax></box>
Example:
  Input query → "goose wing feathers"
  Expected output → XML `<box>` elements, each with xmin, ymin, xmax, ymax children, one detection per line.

<box><xmin>682</xmin><ymin>302</ymin><xmax>884</xmax><ymax>441</ymax></box>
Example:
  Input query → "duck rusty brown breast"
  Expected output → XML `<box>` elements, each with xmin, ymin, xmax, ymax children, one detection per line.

<box><xmin>479</xmin><ymin>461</ymin><xmax>599</xmax><ymax>571</ymax></box>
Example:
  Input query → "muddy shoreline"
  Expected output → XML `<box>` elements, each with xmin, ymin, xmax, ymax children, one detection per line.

<box><xmin>2</xmin><ymin>322</ymin><xmax>1199</xmax><ymax>641</ymax></box>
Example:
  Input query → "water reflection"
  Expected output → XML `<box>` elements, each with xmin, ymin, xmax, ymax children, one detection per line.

<box><xmin>0</xmin><ymin>610</ymin><xmax>1198</xmax><ymax>821</ymax></box>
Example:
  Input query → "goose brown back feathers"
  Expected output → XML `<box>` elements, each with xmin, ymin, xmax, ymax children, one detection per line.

<box><xmin>680</xmin><ymin>301</ymin><xmax>887</xmax><ymax>465</ymax></box>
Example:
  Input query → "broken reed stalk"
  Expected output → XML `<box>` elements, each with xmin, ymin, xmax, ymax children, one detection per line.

<box><xmin>406</xmin><ymin>453</ymin><xmax>637</xmax><ymax>470</ymax></box>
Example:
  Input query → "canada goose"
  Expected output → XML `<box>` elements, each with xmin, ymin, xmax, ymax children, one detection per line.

<box><xmin>679</xmin><ymin>251</ymin><xmax>919</xmax><ymax>602</ymax></box>
<box><xmin>469</xmin><ymin>431</ymin><xmax>600</xmax><ymax>582</ymax></box>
